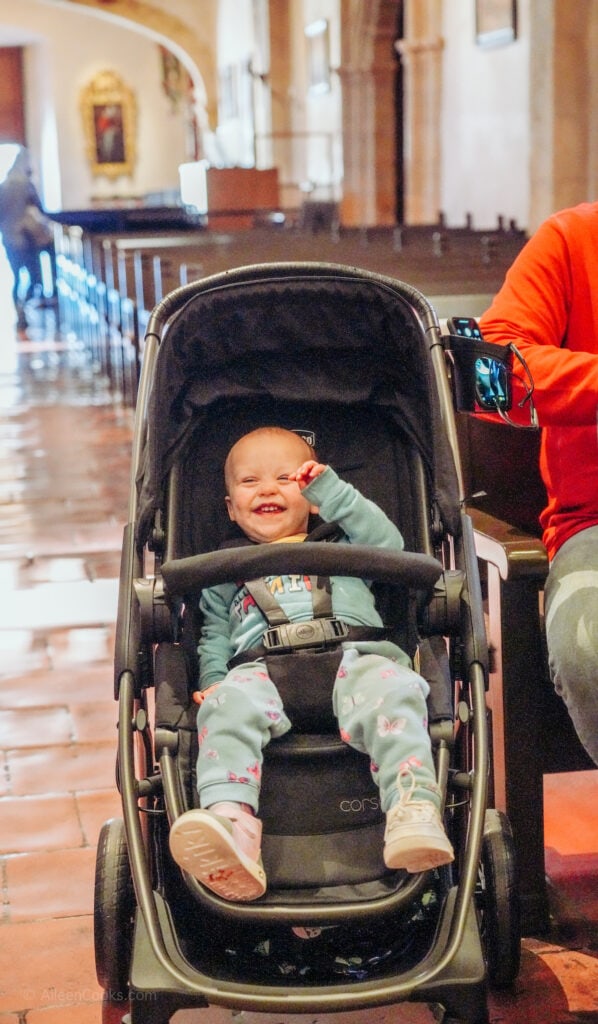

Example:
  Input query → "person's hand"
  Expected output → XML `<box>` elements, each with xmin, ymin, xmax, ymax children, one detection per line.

<box><xmin>290</xmin><ymin>460</ymin><xmax>327</xmax><ymax>490</ymax></box>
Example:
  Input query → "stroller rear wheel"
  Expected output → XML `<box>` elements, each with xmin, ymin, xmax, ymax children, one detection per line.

<box><xmin>477</xmin><ymin>808</ymin><xmax>521</xmax><ymax>988</ymax></box>
<box><xmin>94</xmin><ymin>817</ymin><xmax>135</xmax><ymax>1002</ymax></box>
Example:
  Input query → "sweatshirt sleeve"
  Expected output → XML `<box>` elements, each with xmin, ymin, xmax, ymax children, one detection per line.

<box><xmin>198</xmin><ymin>584</ymin><xmax>234</xmax><ymax>689</ymax></box>
<box><xmin>303</xmin><ymin>466</ymin><xmax>404</xmax><ymax>552</ymax></box>
<box><xmin>479</xmin><ymin>209</ymin><xmax>598</xmax><ymax>427</ymax></box>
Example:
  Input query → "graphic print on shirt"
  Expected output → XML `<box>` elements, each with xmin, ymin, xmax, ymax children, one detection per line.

<box><xmin>232</xmin><ymin>575</ymin><xmax>314</xmax><ymax>623</ymax></box>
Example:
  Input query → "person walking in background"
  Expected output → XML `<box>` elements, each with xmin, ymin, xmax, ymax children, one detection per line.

<box><xmin>479</xmin><ymin>200</ymin><xmax>598</xmax><ymax>768</ymax></box>
<box><xmin>0</xmin><ymin>146</ymin><xmax>55</xmax><ymax>330</ymax></box>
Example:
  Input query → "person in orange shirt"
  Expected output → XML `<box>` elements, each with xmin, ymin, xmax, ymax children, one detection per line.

<box><xmin>480</xmin><ymin>201</ymin><xmax>598</xmax><ymax>766</ymax></box>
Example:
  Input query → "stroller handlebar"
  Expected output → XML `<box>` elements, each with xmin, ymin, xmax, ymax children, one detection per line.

<box><xmin>161</xmin><ymin>543</ymin><xmax>443</xmax><ymax>597</ymax></box>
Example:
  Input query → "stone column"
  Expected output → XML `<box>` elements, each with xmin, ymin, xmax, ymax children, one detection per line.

<box><xmin>529</xmin><ymin>0</ymin><xmax>592</xmax><ymax>231</ymax></box>
<box><xmin>396</xmin><ymin>0</ymin><xmax>443</xmax><ymax>225</ymax></box>
<box><xmin>339</xmin><ymin>0</ymin><xmax>399</xmax><ymax>226</ymax></box>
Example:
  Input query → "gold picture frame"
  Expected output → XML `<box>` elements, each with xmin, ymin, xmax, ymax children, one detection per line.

<box><xmin>80</xmin><ymin>70</ymin><xmax>136</xmax><ymax>178</ymax></box>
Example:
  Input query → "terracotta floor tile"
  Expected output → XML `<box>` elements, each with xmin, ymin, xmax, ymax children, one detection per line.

<box><xmin>16</xmin><ymin>556</ymin><xmax>90</xmax><ymax>586</ymax></box>
<box><xmin>0</xmin><ymin>916</ymin><xmax>100</xmax><ymax>1014</ymax></box>
<box><xmin>0</xmin><ymin>753</ymin><xmax>8</xmax><ymax>798</ymax></box>
<box><xmin>544</xmin><ymin>770</ymin><xmax>598</xmax><ymax>855</ymax></box>
<box><xmin>0</xmin><ymin>578</ymin><xmax>119</xmax><ymax>632</ymax></box>
<box><xmin>28</xmin><ymin>999</ymin><xmax>103</xmax><ymax>1024</ymax></box>
<box><xmin>27</xmin><ymin>1003</ymin><xmax>103</xmax><ymax>1024</ymax></box>
<box><xmin>0</xmin><ymin>663</ymin><xmax>113</xmax><ymax>708</ymax></box>
<box><xmin>5</xmin><ymin>847</ymin><xmax>96</xmax><ymax>921</ymax></box>
<box><xmin>76</xmin><ymin>789</ymin><xmax>122</xmax><ymax>847</ymax></box>
<box><xmin>0</xmin><ymin>706</ymin><xmax>73</xmax><ymax>749</ymax></box>
<box><xmin>7</xmin><ymin>742</ymin><xmax>117</xmax><ymax>796</ymax></box>
<box><xmin>526</xmin><ymin>939</ymin><xmax>598</xmax><ymax>1013</ymax></box>
<box><xmin>0</xmin><ymin>522</ymin><xmax>123</xmax><ymax>561</ymax></box>
<box><xmin>45</xmin><ymin>626</ymin><xmax>115</xmax><ymax>668</ymax></box>
<box><xmin>0</xmin><ymin>638</ymin><xmax>53</xmax><ymax>678</ymax></box>
<box><xmin>545</xmin><ymin>847</ymin><xmax>598</xmax><ymax>929</ymax></box>
<box><xmin>0</xmin><ymin>793</ymin><xmax>81</xmax><ymax>853</ymax></box>
<box><xmin>70</xmin><ymin>701</ymin><xmax>118</xmax><ymax>745</ymax></box>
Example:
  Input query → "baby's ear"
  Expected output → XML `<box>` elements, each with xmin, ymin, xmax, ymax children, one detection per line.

<box><xmin>224</xmin><ymin>495</ymin><xmax>235</xmax><ymax>521</ymax></box>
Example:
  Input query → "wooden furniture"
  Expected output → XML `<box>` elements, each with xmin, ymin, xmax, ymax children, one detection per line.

<box><xmin>205</xmin><ymin>167</ymin><xmax>280</xmax><ymax>227</ymax></box>
<box><xmin>459</xmin><ymin>415</ymin><xmax>595</xmax><ymax>935</ymax></box>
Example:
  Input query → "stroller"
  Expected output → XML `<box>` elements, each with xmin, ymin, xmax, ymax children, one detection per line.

<box><xmin>95</xmin><ymin>263</ymin><xmax>520</xmax><ymax>1024</ymax></box>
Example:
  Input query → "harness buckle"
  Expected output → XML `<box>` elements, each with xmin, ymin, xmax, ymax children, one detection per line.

<box><xmin>262</xmin><ymin>617</ymin><xmax>349</xmax><ymax>653</ymax></box>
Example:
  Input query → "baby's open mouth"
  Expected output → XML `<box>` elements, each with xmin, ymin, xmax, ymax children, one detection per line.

<box><xmin>254</xmin><ymin>503</ymin><xmax>284</xmax><ymax>514</ymax></box>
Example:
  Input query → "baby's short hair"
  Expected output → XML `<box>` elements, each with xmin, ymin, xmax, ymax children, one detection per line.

<box><xmin>224</xmin><ymin>426</ymin><xmax>316</xmax><ymax>491</ymax></box>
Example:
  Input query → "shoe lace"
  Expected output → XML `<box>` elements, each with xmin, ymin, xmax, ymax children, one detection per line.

<box><xmin>390</xmin><ymin>766</ymin><xmax>440</xmax><ymax>823</ymax></box>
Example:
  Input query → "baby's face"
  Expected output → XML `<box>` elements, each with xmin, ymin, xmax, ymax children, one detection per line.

<box><xmin>225</xmin><ymin>433</ymin><xmax>314</xmax><ymax>543</ymax></box>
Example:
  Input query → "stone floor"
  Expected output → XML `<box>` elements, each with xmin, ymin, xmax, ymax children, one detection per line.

<box><xmin>0</xmin><ymin>252</ymin><xmax>596</xmax><ymax>1024</ymax></box>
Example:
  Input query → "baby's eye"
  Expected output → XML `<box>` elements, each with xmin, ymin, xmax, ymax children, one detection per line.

<box><xmin>278</xmin><ymin>474</ymin><xmax>291</xmax><ymax>482</ymax></box>
<box><xmin>241</xmin><ymin>476</ymin><xmax>257</xmax><ymax>484</ymax></box>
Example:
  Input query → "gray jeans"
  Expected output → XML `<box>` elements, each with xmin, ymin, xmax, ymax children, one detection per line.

<box><xmin>544</xmin><ymin>524</ymin><xmax>598</xmax><ymax>765</ymax></box>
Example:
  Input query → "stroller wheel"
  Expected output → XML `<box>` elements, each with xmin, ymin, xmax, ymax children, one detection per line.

<box><xmin>477</xmin><ymin>808</ymin><xmax>521</xmax><ymax>988</ymax></box>
<box><xmin>94</xmin><ymin>817</ymin><xmax>135</xmax><ymax>1002</ymax></box>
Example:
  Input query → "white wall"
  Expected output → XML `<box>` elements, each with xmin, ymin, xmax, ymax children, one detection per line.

<box><xmin>301</xmin><ymin>0</ymin><xmax>342</xmax><ymax>196</ymax></box>
<box><xmin>214</xmin><ymin>0</ymin><xmax>255</xmax><ymax>166</ymax></box>
<box><xmin>0</xmin><ymin>0</ymin><xmax>192</xmax><ymax>210</ymax></box>
<box><xmin>440</xmin><ymin>0</ymin><xmax>530</xmax><ymax>229</ymax></box>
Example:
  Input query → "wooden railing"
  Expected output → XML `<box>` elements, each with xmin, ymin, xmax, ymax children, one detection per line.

<box><xmin>54</xmin><ymin>218</ymin><xmax>527</xmax><ymax>406</ymax></box>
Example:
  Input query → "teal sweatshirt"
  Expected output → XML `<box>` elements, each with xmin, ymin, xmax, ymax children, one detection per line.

<box><xmin>198</xmin><ymin>466</ymin><xmax>406</xmax><ymax>688</ymax></box>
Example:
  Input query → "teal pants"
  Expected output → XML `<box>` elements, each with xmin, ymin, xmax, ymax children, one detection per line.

<box><xmin>196</xmin><ymin>644</ymin><xmax>439</xmax><ymax>814</ymax></box>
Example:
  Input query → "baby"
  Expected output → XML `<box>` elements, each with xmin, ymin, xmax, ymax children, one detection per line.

<box><xmin>169</xmin><ymin>426</ymin><xmax>453</xmax><ymax>900</ymax></box>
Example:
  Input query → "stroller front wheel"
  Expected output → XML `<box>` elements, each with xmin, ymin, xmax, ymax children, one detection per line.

<box><xmin>94</xmin><ymin>817</ymin><xmax>135</xmax><ymax>1003</ymax></box>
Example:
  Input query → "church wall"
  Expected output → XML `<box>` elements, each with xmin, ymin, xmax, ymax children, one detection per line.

<box><xmin>440</xmin><ymin>0</ymin><xmax>530</xmax><ymax>230</ymax></box>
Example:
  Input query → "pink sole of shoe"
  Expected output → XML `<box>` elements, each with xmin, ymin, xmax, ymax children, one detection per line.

<box><xmin>169</xmin><ymin>813</ymin><xmax>266</xmax><ymax>901</ymax></box>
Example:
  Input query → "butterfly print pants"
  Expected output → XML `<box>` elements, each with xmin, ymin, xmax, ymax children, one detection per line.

<box><xmin>195</xmin><ymin>645</ymin><xmax>439</xmax><ymax>814</ymax></box>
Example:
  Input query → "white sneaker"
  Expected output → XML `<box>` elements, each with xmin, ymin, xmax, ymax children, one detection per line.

<box><xmin>384</xmin><ymin>769</ymin><xmax>454</xmax><ymax>873</ymax></box>
<box><xmin>169</xmin><ymin>804</ymin><xmax>266</xmax><ymax>901</ymax></box>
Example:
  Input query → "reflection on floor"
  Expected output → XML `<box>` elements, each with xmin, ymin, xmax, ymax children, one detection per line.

<box><xmin>0</xmin><ymin>283</ymin><xmax>596</xmax><ymax>1024</ymax></box>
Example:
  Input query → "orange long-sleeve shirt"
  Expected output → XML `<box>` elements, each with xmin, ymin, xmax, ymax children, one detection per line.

<box><xmin>479</xmin><ymin>202</ymin><xmax>598</xmax><ymax>560</ymax></box>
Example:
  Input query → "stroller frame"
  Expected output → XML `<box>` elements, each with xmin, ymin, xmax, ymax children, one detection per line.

<box><xmin>97</xmin><ymin>263</ymin><xmax>518</xmax><ymax>1024</ymax></box>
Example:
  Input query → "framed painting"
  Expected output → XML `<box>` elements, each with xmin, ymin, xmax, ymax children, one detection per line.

<box><xmin>80</xmin><ymin>70</ymin><xmax>136</xmax><ymax>178</ymax></box>
<box><xmin>475</xmin><ymin>0</ymin><xmax>517</xmax><ymax>47</ymax></box>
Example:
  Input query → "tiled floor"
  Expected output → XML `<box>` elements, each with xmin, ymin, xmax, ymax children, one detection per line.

<box><xmin>0</xmin><ymin>264</ymin><xmax>597</xmax><ymax>1024</ymax></box>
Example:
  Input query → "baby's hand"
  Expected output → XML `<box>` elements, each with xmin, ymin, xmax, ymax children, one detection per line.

<box><xmin>193</xmin><ymin>682</ymin><xmax>222</xmax><ymax>705</ymax></box>
<box><xmin>291</xmin><ymin>460</ymin><xmax>327</xmax><ymax>490</ymax></box>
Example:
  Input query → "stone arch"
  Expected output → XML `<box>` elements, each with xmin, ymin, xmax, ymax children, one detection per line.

<box><xmin>52</xmin><ymin>0</ymin><xmax>218</xmax><ymax>134</ymax></box>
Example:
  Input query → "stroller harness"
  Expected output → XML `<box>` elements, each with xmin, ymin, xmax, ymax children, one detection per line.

<box><xmin>228</xmin><ymin>572</ymin><xmax>390</xmax><ymax>669</ymax></box>
<box><xmin>227</xmin><ymin>521</ymin><xmax>390</xmax><ymax>671</ymax></box>
<box><xmin>227</xmin><ymin>571</ymin><xmax>389</xmax><ymax>732</ymax></box>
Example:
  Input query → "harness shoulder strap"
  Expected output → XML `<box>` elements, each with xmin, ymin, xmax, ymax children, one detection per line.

<box><xmin>241</xmin><ymin>522</ymin><xmax>345</xmax><ymax>626</ymax></box>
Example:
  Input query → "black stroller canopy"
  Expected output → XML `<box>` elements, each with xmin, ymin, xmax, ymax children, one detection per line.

<box><xmin>136</xmin><ymin>267</ymin><xmax>461</xmax><ymax>547</ymax></box>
